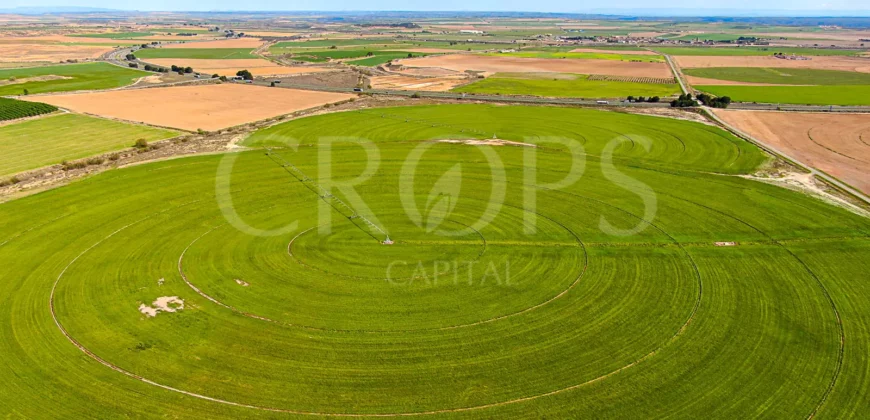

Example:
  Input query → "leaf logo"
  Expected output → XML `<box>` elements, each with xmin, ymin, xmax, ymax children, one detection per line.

<box><xmin>424</xmin><ymin>164</ymin><xmax>461</xmax><ymax>232</ymax></box>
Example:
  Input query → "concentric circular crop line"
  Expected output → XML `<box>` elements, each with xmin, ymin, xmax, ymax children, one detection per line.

<box><xmin>48</xmin><ymin>181</ymin><xmax>706</xmax><ymax>417</ymax></box>
<box><xmin>178</xmin><ymin>203</ymin><xmax>588</xmax><ymax>333</ymax></box>
<box><xmin>54</xmin><ymin>208</ymin><xmax>701</xmax><ymax>417</ymax></box>
<box><xmin>286</xmin><ymin>219</ymin><xmax>489</xmax><ymax>281</ymax></box>
<box><xmin>807</xmin><ymin>127</ymin><xmax>870</xmax><ymax>164</ymax></box>
<box><xmin>654</xmin><ymin>190</ymin><xmax>844</xmax><ymax>420</ymax></box>
<box><xmin>0</xmin><ymin>213</ymin><xmax>70</xmax><ymax>248</ymax></box>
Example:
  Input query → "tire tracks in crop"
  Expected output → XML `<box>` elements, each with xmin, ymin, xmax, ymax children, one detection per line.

<box><xmin>655</xmin><ymin>190</ymin><xmax>845</xmax><ymax>420</ymax></box>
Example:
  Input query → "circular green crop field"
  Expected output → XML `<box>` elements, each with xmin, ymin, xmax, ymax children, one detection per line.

<box><xmin>1</xmin><ymin>105</ymin><xmax>869</xmax><ymax>418</ymax></box>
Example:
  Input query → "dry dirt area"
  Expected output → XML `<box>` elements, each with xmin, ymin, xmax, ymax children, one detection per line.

<box><xmin>714</xmin><ymin>109</ymin><xmax>870</xmax><ymax>195</ymax></box>
<box><xmin>144</xmin><ymin>58</ymin><xmax>333</xmax><ymax>77</ymax></box>
<box><xmin>676</xmin><ymin>55</ymin><xmax>870</xmax><ymax>73</ymax></box>
<box><xmin>0</xmin><ymin>43</ymin><xmax>112</xmax><ymax>62</ymax></box>
<box><xmin>26</xmin><ymin>83</ymin><xmax>354</xmax><ymax>131</ymax></box>
<box><xmin>162</xmin><ymin>38</ymin><xmax>266</xmax><ymax>49</ymax></box>
<box><xmin>569</xmin><ymin>48</ymin><xmax>658</xmax><ymax>55</ymax></box>
<box><xmin>392</xmin><ymin>54</ymin><xmax>673</xmax><ymax>78</ymax></box>
<box><xmin>370</xmin><ymin>75</ymin><xmax>469</xmax><ymax>91</ymax></box>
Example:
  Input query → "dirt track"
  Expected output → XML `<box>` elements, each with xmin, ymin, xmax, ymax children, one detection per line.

<box><xmin>714</xmin><ymin>109</ymin><xmax>870</xmax><ymax>195</ymax></box>
<box><xmin>676</xmin><ymin>55</ymin><xmax>870</xmax><ymax>73</ymax></box>
<box><xmin>393</xmin><ymin>54</ymin><xmax>673</xmax><ymax>78</ymax></box>
<box><xmin>26</xmin><ymin>83</ymin><xmax>354</xmax><ymax>131</ymax></box>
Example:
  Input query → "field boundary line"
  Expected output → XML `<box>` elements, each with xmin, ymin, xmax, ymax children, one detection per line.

<box><xmin>705</xmin><ymin>108</ymin><xmax>870</xmax><ymax>207</ymax></box>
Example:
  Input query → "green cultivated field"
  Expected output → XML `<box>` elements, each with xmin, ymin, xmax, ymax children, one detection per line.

<box><xmin>0</xmin><ymin>97</ymin><xmax>57</xmax><ymax>122</ymax></box>
<box><xmin>454</xmin><ymin>73</ymin><xmax>679</xmax><ymax>98</ymax></box>
<box><xmin>2</xmin><ymin>104</ymin><xmax>869</xmax><ymax>418</ymax></box>
<box><xmin>0</xmin><ymin>63</ymin><xmax>148</xmax><ymax>96</ymax></box>
<box><xmin>134</xmin><ymin>48</ymin><xmax>256</xmax><ymax>59</ymax></box>
<box><xmin>694</xmin><ymin>84</ymin><xmax>870</xmax><ymax>105</ymax></box>
<box><xmin>0</xmin><ymin>113</ymin><xmax>177</xmax><ymax>177</ymax></box>
<box><xmin>684</xmin><ymin>67</ymin><xmax>870</xmax><ymax>85</ymax></box>
<box><xmin>653</xmin><ymin>46</ymin><xmax>864</xmax><ymax>56</ymax></box>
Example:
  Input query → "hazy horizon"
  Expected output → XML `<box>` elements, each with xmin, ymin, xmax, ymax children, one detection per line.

<box><xmin>2</xmin><ymin>1</ymin><xmax>869</xmax><ymax>16</ymax></box>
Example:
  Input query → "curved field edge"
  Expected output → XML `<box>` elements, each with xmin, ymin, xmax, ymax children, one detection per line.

<box><xmin>0</xmin><ymin>113</ymin><xmax>178</xmax><ymax>177</ymax></box>
<box><xmin>0</xmin><ymin>62</ymin><xmax>150</xmax><ymax>96</ymax></box>
<box><xmin>0</xmin><ymin>105</ymin><xmax>867</xmax><ymax>417</ymax></box>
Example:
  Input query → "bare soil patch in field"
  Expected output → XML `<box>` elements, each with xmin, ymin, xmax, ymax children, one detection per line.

<box><xmin>27</xmin><ymin>83</ymin><xmax>354</xmax><ymax>131</ymax></box>
<box><xmin>370</xmin><ymin>75</ymin><xmax>469</xmax><ymax>91</ymax></box>
<box><xmin>569</xmin><ymin>48</ymin><xmax>658</xmax><ymax>55</ymax></box>
<box><xmin>163</xmin><ymin>38</ymin><xmax>265</xmax><ymax>49</ymax></box>
<box><xmin>0</xmin><ymin>43</ymin><xmax>112</xmax><ymax>62</ymax></box>
<box><xmin>145</xmin><ymin>58</ymin><xmax>333</xmax><ymax>77</ymax></box>
<box><xmin>676</xmin><ymin>55</ymin><xmax>870</xmax><ymax>73</ymax></box>
<box><xmin>715</xmin><ymin>109</ymin><xmax>870</xmax><ymax>195</ymax></box>
<box><xmin>393</xmin><ymin>54</ymin><xmax>672</xmax><ymax>78</ymax></box>
<box><xmin>0</xmin><ymin>75</ymin><xmax>72</xmax><ymax>86</ymax></box>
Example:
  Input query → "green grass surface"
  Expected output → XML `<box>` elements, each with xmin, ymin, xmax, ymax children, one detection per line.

<box><xmin>653</xmin><ymin>46</ymin><xmax>864</xmax><ymax>56</ymax></box>
<box><xmin>347</xmin><ymin>52</ymin><xmax>427</xmax><ymax>66</ymax></box>
<box><xmin>453</xmin><ymin>73</ymin><xmax>679</xmax><ymax>98</ymax></box>
<box><xmin>2</xmin><ymin>104</ymin><xmax>869</xmax><ymax>418</ymax></box>
<box><xmin>0</xmin><ymin>97</ymin><xmax>57</xmax><ymax>122</ymax></box>
<box><xmin>695</xmin><ymin>84</ymin><xmax>870</xmax><ymax>105</ymax></box>
<box><xmin>134</xmin><ymin>48</ymin><xmax>256</xmax><ymax>59</ymax></box>
<box><xmin>0</xmin><ymin>63</ymin><xmax>148</xmax><ymax>96</ymax></box>
<box><xmin>0</xmin><ymin>113</ymin><xmax>177</xmax><ymax>177</ymax></box>
<box><xmin>684</xmin><ymin>67</ymin><xmax>870</xmax><ymax>85</ymax></box>
<box><xmin>488</xmin><ymin>51</ymin><xmax>664</xmax><ymax>62</ymax></box>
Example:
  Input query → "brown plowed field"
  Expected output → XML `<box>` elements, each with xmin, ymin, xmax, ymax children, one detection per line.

<box><xmin>676</xmin><ymin>55</ymin><xmax>870</xmax><ymax>73</ymax></box>
<box><xmin>393</xmin><ymin>54</ymin><xmax>672</xmax><ymax>78</ymax></box>
<box><xmin>0</xmin><ymin>43</ymin><xmax>113</xmax><ymax>62</ymax></box>
<box><xmin>714</xmin><ymin>109</ymin><xmax>870</xmax><ymax>194</ymax></box>
<box><xmin>370</xmin><ymin>75</ymin><xmax>468</xmax><ymax>91</ymax></box>
<box><xmin>26</xmin><ymin>84</ymin><xmax>354</xmax><ymax>131</ymax></box>
<box><xmin>144</xmin><ymin>58</ymin><xmax>333</xmax><ymax>77</ymax></box>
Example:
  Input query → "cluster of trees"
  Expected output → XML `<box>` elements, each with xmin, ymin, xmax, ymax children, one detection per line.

<box><xmin>627</xmin><ymin>96</ymin><xmax>660</xmax><ymax>103</ymax></box>
<box><xmin>670</xmin><ymin>93</ymin><xmax>699</xmax><ymax>108</ymax></box>
<box><xmin>125</xmin><ymin>53</ymin><xmax>136</xmax><ymax>61</ymax></box>
<box><xmin>170</xmin><ymin>65</ymin><xmax>194</xmax><ymax>74</ymax></box>
<box><xmin>143</xmin><ymin>64</ymin><xmax>168</xmax><ymax>72</ymax></box>
<box><xmin>236</xmin><ymin>69</ymin><xmax>254</xmax><ymax>80</ymax></box>
<box><xmin>697</xmin><ymin>93</ymin><xmax>732</xmax><ymax>108</ymax></box>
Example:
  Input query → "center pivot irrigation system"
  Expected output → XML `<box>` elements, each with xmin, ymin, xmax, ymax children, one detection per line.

<box><xmin>264</xmin><ymin>149</ymin><xmax>392</xmax><ymax>244</ymax></box>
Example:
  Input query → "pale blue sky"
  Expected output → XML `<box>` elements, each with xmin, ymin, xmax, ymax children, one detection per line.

<box><xmin>3</xmin><ymin>0</ymin><xmax>869</xmax><ymax>14</ymax></box>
